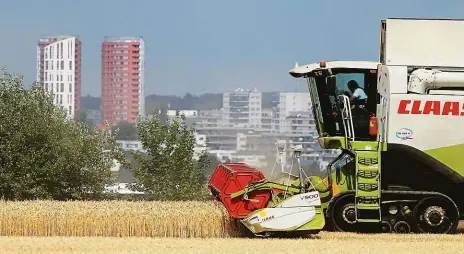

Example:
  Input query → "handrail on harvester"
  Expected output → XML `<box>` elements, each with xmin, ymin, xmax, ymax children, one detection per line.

<box><xmin>338</xmin><ymin>94</ymin><xmax>355</xmax><ymax>144</ymax></box>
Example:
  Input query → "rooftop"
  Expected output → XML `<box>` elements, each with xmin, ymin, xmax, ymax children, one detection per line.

<box><xmin>103</xmin><ymin>36</ymin><xmax>144</xmax><ymax>43</ymax></box>
<box><xmin>289</xmin><ymin>60</ymin><xmax>380</xmax><ymax>78</ymax></box>
<box><xmin>38</xmin><ymin>35</ymin><xmax>79</xmax><ymax>42</ymax></box>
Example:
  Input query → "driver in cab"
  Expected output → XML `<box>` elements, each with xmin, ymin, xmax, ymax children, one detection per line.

<box><xmin>343</xmin><ymin>80</ymin><xmax>369</xmax><ymax>138</ymax></box>
<box><xmin>344</xmin><ymin>80</ymin><xmax>367</xmax><ymax>104</ymax></box>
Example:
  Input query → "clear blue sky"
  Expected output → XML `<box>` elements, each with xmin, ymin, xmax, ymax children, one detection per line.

<box><xmin>1</xmin><ymin>0</ymin><xmax>463</xmax><ymax>97</ymax></box>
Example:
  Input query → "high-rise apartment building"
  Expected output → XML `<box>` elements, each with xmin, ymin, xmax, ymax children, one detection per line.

<box><xmin>101</xmin><ymin>36</ymin><xmax>145</xmax><ymax>126</ymax></box>
<box><xmin>223</xmin><ymin>89</ymin><xmax>262</xmax><ymax>128</ymax></box>
<box><xmin>275</xmin><ymin>92</ymin><xmax>313</xmax><ymax>133</ymax></box>
<box><xmin>36</xmin><ymin>35</ymin><xmax>81</xmax><ymax>119</ymax></box>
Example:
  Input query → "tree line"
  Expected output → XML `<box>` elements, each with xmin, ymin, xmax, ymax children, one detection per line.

<box><xmin>81</xmin><ymin>91</ymin><xmax>281</xmax><ymax>113</ymax></box>
<box><xmin>0</xmin><ymin>70</ymin><xmax>218</xmax><ymax>201</ymax></box>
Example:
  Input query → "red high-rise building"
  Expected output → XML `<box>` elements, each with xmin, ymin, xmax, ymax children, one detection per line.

<box><xmin>101</xmin><ymin>36</ymin><xmax>145</xmax><ymax>127</ymax></box>
<box><xmin>36</xmin><ymin>35</ymin><xmax>81</xmax><ymax>119</ymax></box>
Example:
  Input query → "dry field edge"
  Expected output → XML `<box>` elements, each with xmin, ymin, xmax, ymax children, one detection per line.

<box><xmin>1</xmin><ymin>233</ymin><xmax>464</xmax><ymax>254</ymax></box>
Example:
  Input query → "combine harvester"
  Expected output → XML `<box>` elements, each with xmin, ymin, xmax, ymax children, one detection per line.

<box><xmin>208</xmin><ymin>18</ymin><xmax>464</xmax><ymax>236</ymax></box>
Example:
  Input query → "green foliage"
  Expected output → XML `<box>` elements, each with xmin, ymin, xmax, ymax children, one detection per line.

<box><xmin>143</xmin><ymin>92</ymin><xmax>278</xmax><ymax>112</ymax></box>
<box><xmin>149</xmin><ymin>105</ymin><xmax>168</xmax><ymax>124</ymax></box>
<box><xmin>81</xmin><ymin>92</ymin><xmax>282</xmax><ymax>114</ymax></box>
<box><xmin>0</xmin><ymin>70</ymin><xmax>125</xmax><ymax>200</ymax></box>
<box><xmin>74</xmin><ymin>109</ymin><xmax>96</xmax><ymax>133</ymax></box>
<box><xmin>145</xmin><ymin>93</ymin><xmax>223</xmax><ymax>111</ymax></box>
<box><xmin>0</xmin><ymin>70</ymin><xmax>230</xmax><ymax>202</ymax></box>
<box><xmin>111</xmin><ymin>121</ymin><xmax>138</xmax><ymax>140</ymax></box>
<box><xmin>129</xmin><ymin>111</ymin><xmax>209</xmax><ymax>201</ymax></box>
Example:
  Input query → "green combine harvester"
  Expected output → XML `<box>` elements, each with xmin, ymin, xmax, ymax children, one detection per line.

<box><xmin>208</xmin><ymin>18</ymin><xmax>464</xmax><ymax>236</ymax></box>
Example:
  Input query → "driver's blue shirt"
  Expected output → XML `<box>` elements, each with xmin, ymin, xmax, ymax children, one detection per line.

<box><xmin>352</xmin><ymin>88</ymin><xmax>367</xmax><ymax>100</ymax></box>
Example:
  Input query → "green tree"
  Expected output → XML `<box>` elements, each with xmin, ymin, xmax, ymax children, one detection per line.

<box><xmin>74</xmin><ymin>109</ymin><xmax>96</xmax><ymax>133</ymax></box>
<box><xmin>129</xmin><ymin>111</ymin><xmax>209</xmax><ymax>200</ymax></box>
<box><xmin>0</xmin><ymin>70</ymin><xmax>125</xmax><ymax>200</ymax></box>
<box><xmin>111</xmin><ymin>121</ymin><xmax>138</xmax><ymax>140</ymax></box>
<box><xmin>148</xmin><ymin>105</ymin><xmax>168</xmax><ymax>124</ymax></box>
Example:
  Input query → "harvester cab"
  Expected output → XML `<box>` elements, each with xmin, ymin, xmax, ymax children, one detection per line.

<box><xmin>289</xmin><ymin>60</ymin><xmax>384</xmax><ymax>231</ymax></box>
<box><xmin>287</xmin><ymin>18</ymin><xmax>464</xmax><ymax>234</ymax></box>
<box><xmin>208</xmin><ymin>144</ymin><xmax>325</xmax><ymax>237</ymax></box>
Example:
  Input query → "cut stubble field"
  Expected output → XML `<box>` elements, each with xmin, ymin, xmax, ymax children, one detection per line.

<box><xmin>2</xmin><ymin>232</ymin><xmax>464</xmax><ymax>254</ymax></box>
<box><xmin>0</xmin><ymin>200</ymin><xmax>463</xmax><ymax>253</ymax></box>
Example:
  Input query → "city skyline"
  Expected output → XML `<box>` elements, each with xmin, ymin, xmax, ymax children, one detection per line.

<box><xmin>2</xmin><ymin>0</ymin><xmax>464</xmax><ymax>97</ymax></box>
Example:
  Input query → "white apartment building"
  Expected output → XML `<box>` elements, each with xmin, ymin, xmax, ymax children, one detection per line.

<box><xmin>275</xmin><ymin>92</ymin><xmax>313</xmax><ymax>133</ymax></box>
<box><xmin>223</xmin><ymin>88</ymin><xmax>262</xmax><ymax>128</ymax></box>
<box><xmin>36</xmin><ymin>35</ymin><xmax>81</xmax><ymax>120</ymax></box>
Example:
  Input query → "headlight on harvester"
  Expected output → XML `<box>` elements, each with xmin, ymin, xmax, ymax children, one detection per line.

<box><xmin>388</xmin><ymin>206</ymin><xmax>398</xmax><ymax>215</ymax></box>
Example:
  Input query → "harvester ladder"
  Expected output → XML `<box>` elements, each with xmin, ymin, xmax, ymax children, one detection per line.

<box><xmin>339</xmin><ymin>95</ymin><xmax>355</xmax><ymax>144</ymax></box>
<box><xmin>354</xmin><ymin>149</ymin><xmax>381</xmax><ymax>223</ymax></box>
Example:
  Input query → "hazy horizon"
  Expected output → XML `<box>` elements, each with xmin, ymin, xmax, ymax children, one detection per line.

<box><xmin>1</xmin><ymin>0</ymin><xmax>463</xmax><ymax>97</ymax></box>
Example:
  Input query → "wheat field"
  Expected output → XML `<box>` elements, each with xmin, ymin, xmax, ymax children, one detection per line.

<box><xmin>0</xmin><ymin>200</ymin><xmax>239</xmax><ymax>237</ymax></box>
<box><xmin>0</xmin><ymin>200</ymin><xmax>463</xmax><ymax>238</ymax></box>
<box><xmin>0</xmin><ymin>200</ymin><xmax>462</xmax><ymax>253</ymax></box>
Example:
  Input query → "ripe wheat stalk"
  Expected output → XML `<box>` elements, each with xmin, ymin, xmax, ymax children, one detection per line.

<box><xmin>0</xmin><ymin>200</ymin><xmax>247</xmax><ymax>238</ymax></box>
<box><xmin>2</xmin><ymin>200</ymin><xmax>462</xmax><ymax>239</ymax></box>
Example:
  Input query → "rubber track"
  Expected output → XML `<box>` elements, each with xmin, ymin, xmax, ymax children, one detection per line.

<box><xmin>327</xmin><ymin>189</ymin><xmax>461</xmax><ymax>234</ymax></box>
<box><xmin>331</xmin><ymin>189</ymin><xmax>459</xmax><ymax>205</ymax></box>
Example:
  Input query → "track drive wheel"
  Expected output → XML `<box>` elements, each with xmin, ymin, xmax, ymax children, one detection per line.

<box><xmin>413</xmin><ymin>196</ymin><xmax>459</xmax><ymax>234</ymax></box>
<box><xmin>329</xmin><ymin>194</ymin><xmax>358</xmax><ymax>232</ymax></box>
